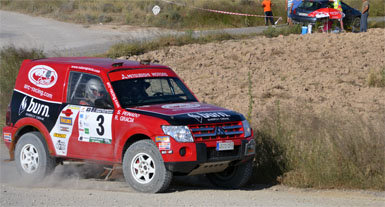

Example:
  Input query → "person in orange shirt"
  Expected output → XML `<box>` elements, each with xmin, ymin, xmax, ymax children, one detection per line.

<box><xmin>262</xmin><ymin>0</ymin><xmax>275</xmax><ymax>26</ymax></box>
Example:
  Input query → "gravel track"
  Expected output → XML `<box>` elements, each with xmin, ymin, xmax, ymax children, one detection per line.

<box><xmin>0</xmin><ymin>10</ymin><xmax>266</xmax><ymax>56</ymax></box>
<box><xmin>0</xmin><ymin>10</ymin><xmax>178</xmax><ymax>56</ymax></box>
<box><xmin>1</xmin><ymin>144</ymin><xmax>384</xmax><ymax>207</ymax></box>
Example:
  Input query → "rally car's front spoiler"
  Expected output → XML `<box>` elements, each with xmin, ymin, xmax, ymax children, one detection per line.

<box><xmin>164</xmin><ymin>139</ymin><xmax>255</xmax><ymax>174</ymax></box>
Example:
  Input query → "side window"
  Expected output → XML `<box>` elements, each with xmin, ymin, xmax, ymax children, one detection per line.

<box><xmin>67</xmin><ymin>72</ymin><xmax>113</xmax><ymax>108</ymax></box>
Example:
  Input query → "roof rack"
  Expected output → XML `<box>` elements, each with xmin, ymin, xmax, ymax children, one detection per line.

<box><xmin>139</xmin><ymin>59</ymin><xmax>151</xmax><ymax>65</ymax></box>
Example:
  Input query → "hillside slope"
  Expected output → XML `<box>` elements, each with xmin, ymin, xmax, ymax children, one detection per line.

<box><xmin>131</xmin><ymin>29</ymin><xmax>385</xmax><ymax>126</ymax></box>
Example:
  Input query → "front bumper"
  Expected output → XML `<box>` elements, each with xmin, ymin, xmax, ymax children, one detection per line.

<box><xmin>291</xmin><ymin>14</ymin><xmax>317</xmax><ymax>24</ymax></box>
<box><xmin>164</xmin><ymin>139</ymin><xmax>255</xmax><ymax>174</ymax></box>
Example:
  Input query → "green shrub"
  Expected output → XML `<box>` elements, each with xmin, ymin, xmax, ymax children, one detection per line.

<box><xmin>0</xmin><ymin>46</ymin><xmax>45</xmax><ymax>128</ymax></box>
<box><xmin>263</xmin><ymin>25</ymin><xmax>301</xmax><ymax>38</ymax></box>
<box><xmin>106</xmin><ymin>42</ymin><xmax>147</xmax><ymax>58</ymax></box>
<box><xmin>369</xmin><ymin>21</ymin><xmax>385</xmax><ymax>29</ymax></box>
<box><xmin>105</xmin><ymin>32</ymin><xmax>241</xmax><ymax>58</ymax></box>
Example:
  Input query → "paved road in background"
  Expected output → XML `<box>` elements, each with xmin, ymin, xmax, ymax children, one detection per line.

<box><xmin>0</xmin><ymin>10</ymin><xmax>267</xmax><ymax>56</ymax></box>
<box><xmin>0</xmin><ymin>10</ymin><xmax>177</xmax><ymax>56</ymax></box>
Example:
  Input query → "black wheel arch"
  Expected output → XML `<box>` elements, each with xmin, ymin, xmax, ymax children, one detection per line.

<box><xmin>121</xmin><ymin>134</ymin><xmax>152</xmax><ymax>161</ymax></box>
<box><xmin>10</xmin><ymin>125</ymin><xmax>40</xmax><ymax>158</ymax></box>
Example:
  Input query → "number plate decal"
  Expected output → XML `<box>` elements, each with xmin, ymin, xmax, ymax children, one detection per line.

<box><xmin>216</xmin><ymin>141</ymin><xmax>234</xmax><ymax>151</ymax></box>
<box><xmin>298</xmin><ymin>12</ymin><xmax>308</xmax><ymax>16</ymax></box>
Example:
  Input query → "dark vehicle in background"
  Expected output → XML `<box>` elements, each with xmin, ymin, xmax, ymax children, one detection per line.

<box><xmin>291</xmin><ymin>0</ymin><xmax>361</xmax><ymax>32</ymax></box>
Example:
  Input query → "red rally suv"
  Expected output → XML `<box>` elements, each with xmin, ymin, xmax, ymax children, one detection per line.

<box><xmin>2</xmin><ymin>57</ymin><xmax>255</xmax><ymax>193</ymax></box>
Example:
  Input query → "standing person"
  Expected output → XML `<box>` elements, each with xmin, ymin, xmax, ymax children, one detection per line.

<box><xmin>360</xmin><ymin>0</ymin><xmax>369</xmax><ymax>32</ymax></box>
<box><xmin>286</xmin><ymin>0</ymin><xmax>294</xmax><ymax>24</ymax></box>
<box><xmin>330</xmin><ymin>0</ymin><xmax>344</xmax><ymax>31</ymax></box>
<box><xmin>262</xmin><ymin>0</ymin><xmax>275</xmax><ymax>26</ymax></box>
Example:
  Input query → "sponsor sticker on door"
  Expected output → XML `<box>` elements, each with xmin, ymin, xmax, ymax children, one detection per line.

<box><xmin>53</xmin><ymin>133</ymin><xmax>66</xmax><ymax>138</ymax></box>
<box><xmin>60</xmin><ymin>117</ymin><xmax>72</xmax><ymax>125</ymax></box>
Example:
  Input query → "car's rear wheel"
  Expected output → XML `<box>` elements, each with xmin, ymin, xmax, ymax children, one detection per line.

<box><xmin>122</xmin><ymin>140</ymin><xmax>172</xmax><ymax>193</ymax></box>
<box><xmin>351</xmin><ymin>17</ymin><xmax>361</xmax><ymax>33</ymax></box>
<box><xmin>15</xmin><ymin>132</ymin><xmax>56</xmax><ymax>182</ymax></box>
<box><xmin>206</xmin><ymin>160</ymin><xmax>253</xmax><ymax>189</ymax></box>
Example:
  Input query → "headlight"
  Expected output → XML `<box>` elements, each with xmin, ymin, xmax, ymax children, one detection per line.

<box><xmin>161</xmin><ymin>126</ymin><xmax>194</xmax><ymax>142</ymax></box>
<box><xmin>242</xmin><ymin>120</ymin><xmax>252</xmax><ymax>137</ymax></box>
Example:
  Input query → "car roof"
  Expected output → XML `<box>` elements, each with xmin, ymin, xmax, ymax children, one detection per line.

<box><xmin>30</xmin><ymin>57</ymin><xmax>169</xmax><ymax>73</ymax></box>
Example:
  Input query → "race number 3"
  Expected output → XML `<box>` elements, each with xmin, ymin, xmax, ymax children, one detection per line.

<box><xmin>96</xmin><ymin>115</ymin><xmax>104</xmax><ymax>135</ymax></box>
<box><xmin>78</xmin><ymin>107</ymin><xmax>113</xmax><ymax>144</ymax></box>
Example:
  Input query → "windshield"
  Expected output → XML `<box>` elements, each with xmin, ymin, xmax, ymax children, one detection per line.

<box><xmin>298</xmin><ymin>1</ymin><xmax>331</xmax><ymax>10</ymax></box>
<box><xmin>111</xmin><ymin>77</ymin><xmax>197</xmax><ymax>108</ymax></box>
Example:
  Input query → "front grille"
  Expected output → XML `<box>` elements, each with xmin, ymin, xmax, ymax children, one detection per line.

<box><xmin>189</xmin><ymin>122</ymin><xmax>244</xmax><ymax>141</ymax></box>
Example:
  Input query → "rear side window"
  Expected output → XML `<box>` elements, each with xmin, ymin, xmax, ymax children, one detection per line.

<box><xmin>67</xmin><ymin>72</ymin><xmax>113</xmax><ymax>108</ymax></box>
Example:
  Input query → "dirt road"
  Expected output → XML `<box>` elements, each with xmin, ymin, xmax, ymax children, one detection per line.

<box><xmin>1</xmin><ymin>142</ymin><xmax>384</xmax><ymax>206</ymax></box>
<box><xmin>0</xmin><ymin>10</ymin><xmax>266</xmax><ymax>56</ymax></box>
<box><xmin>0</xmin><ymin>10</ymin><xmax>179</xmax><ymax>56</ymax></box>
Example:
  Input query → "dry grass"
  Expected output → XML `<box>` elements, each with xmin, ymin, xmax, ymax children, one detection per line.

<box><xmin>3</xmin><ymin>0</ymin><xmax>383</xmax><ymax>29</ymax></box>
<box><xmin>0</xmin><ymin>46</ymin><xmax>45</xmax><ymax>129</ymax></box>
<box><xmin>253</xmin><ymin>101</ymin><xmax>385</xmax><ymax>190</ymax></box>
<box><xmin>367</xmin><ymin>67</ymin><xmax>385</xmax><ymax>87</ymax></box>
<box><xmin>105</xmin><ymin>32</ymin><xmax>242</xmax><ymax>58</ymax></box>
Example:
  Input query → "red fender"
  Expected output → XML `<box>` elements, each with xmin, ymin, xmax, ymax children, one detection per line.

<box><xmin>14</xmin><ymin>117</ymin><xmax>56</xmax><ymax>156</ymax></box>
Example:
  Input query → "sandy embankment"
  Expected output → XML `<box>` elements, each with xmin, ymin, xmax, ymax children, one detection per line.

<box><xmin>129</xmin><ymin>29</ymin><xmax>385</xmax><ymax>126</ymax></box>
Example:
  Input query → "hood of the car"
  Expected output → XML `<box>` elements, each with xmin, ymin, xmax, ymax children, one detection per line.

<box><xmin>125</xmin><ymin>102</ymin><xmax>245</xmax><ymax>125</ymax></box>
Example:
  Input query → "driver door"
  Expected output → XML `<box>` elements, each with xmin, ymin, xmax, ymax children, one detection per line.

<box><xmin>65</xmin><ymin>71</ymin><xmax>115</xmax><ymax>160</ymax></box>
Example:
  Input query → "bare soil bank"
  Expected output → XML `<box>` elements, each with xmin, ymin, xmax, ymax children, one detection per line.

<box><xmin>129</xmin><ymin>29</ymin><xmax>385</xmax><ymax>126</ymax></box>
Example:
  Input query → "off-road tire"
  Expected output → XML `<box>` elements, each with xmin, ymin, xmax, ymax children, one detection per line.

<box><xmin>351</xmin><ymin>17</ymin><xmax>361</xmax><ymax>33</ymax></box>
<box><xmin>15</xmin><ymin>132</ymin><xmax>56</xmax><ymax>182</ymax></box>
<box><xmin>122</xmin><ymin>140</ymin><xmax>172</xmax><ymax>193</ymax></box>
<box><xmin>206</xmin><ymin>160</ymin><xmax>253</xmax><ymax>189</ymax></box>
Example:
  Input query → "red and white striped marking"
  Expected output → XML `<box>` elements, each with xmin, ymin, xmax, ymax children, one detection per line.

<box><xmin>161</xmin><ymin>0</ymin><xmax>281</xmax><ymax>19</ymax></box>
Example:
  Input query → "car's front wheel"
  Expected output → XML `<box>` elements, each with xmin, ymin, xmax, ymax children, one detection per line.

<box><xmin>15</xmin><ymin>132</ymin><xmax>56</xmax><ymax>182</ymax></box>
<box><xmin>206</xmin><ymin>160</ymin><xmax>253</xmax><ymax>189</ymax></box>
<box><xmin>122</xmin><ymin>140</ymin><xmax>172</xmax><ymax>193</ymax></box>
<box><xmin>351</xmin><ymin>17</ymin><xmax>361</xmax><ymax>33</ymax></box>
